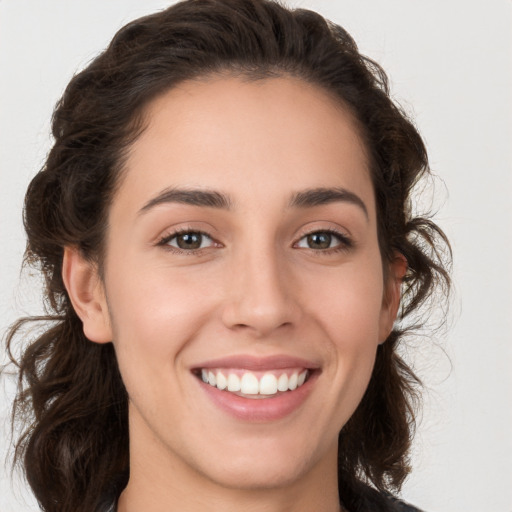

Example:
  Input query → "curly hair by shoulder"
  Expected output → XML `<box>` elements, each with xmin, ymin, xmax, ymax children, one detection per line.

<box><xmin>5</xmin><ymin>1</ymin><xmax>450</xmax><ymax>511</ymax></box>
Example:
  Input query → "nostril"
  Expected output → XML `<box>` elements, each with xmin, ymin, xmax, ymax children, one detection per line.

<box><xmin>221</xmin><ymin>299</ymin><xmax>300</xmax><ymax>337</ymax></box>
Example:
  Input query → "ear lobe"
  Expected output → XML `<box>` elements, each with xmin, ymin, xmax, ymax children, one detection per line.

<box><xmin>62</xmin><ymin>246</ymin><xmax>112</xmax><ymax>344</ymax></box>
<box><xmin>379</xmin><ymin>252</ymin><xmax>408</xmax><ymax>343</ymax></box>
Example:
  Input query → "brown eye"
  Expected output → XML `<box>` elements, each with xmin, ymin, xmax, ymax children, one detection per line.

<box><xmin>166</xmin><ymin>231</ymin><xmax>213</xmax><ymax>250</ymax></box>
<box><xmin>296</xmin><ymin>230</ymin><xmax>349</xmax><ymax>251</ymax></box>
<box><xmin>306</xmin><ymin>232</ymin><xmax>332</xmax><ymax>249</ymax></box>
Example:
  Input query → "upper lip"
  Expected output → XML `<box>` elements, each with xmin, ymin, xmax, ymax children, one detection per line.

<box><xmin>192</xmin><ymin>354</ymin><xmax>321</xmax><ymax>371</ymax></box>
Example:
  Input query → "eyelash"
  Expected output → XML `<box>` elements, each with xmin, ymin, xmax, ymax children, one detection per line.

<box><xmin>156</xmin><ymin>229</ymin><xmax>218</xmax><ymax>254</ymax></box>
<box><xmin>156</xmin><ymin>228</ymin><xmax>353</xmax><ymax>254</ymax></box>
<box><xmin>294</xmin><ymin>228</ymin><xmax>353</xmax><ymax>254</ymax></box>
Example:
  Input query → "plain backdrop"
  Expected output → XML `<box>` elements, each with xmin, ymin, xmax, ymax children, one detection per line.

<box><xmin>1</xmin><ymin>1</ymin><xmax>511</xmax><ymax>511</ymax></box>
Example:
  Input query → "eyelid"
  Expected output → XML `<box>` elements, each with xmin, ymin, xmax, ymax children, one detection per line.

<box><xmin>293</xmin><ymin>226</ymin><xmax>354</xmax><ymax>251</ymax></box>
<box><xmin>154</xmin><ymin>223</ymin><xmax>353</xmax><ymax>254</ymax></box>
<box><xmin>153</xmin><ymin>220</ymin><xmax>219</xmax><ymax>244</ymax></box>
<box><xmin>156</xmin><ymin>227</ymin><xmax>221</xmax><ymax>253</ymax></box>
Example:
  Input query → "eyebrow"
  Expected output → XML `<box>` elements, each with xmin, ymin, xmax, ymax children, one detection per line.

<box><xmin>138</xmin><ymin>185</ymin><xmax>368</xmax><ymax>218</ymax></box>
<box><xmin>289</xmin><ymin>187</ymin><xmax>368</xmax><ymax>219</ymax></box>
<box><xmin>139</xmin><ymin>187</ymin><xmax>232</xmax><ymax>214</ymax></box>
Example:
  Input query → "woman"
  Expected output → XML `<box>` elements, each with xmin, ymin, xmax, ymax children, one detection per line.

<box><xmin>5</xmin><ymin>0</ymin><xmax>450</xmax><ymax>511</ymax></box>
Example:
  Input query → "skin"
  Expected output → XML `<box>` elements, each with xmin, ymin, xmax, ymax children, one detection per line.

<box><xmin>63</xmin><ymin>76</ymin><xmax>402</xmax><ymax>512</ymax></box>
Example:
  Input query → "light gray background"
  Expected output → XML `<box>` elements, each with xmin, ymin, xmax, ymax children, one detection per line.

<box><xmin>1</xmin><ymin>1</ymin><xmax>511</xmax><ymax>511</ymax></box>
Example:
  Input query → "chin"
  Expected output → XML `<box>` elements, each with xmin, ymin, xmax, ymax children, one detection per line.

<box><xmin>201</xmin><ymin>455</ymin><xmax>312</xmax><ymax>491</ymax></box>
<box><xmin>188</xmin><ymin>432</ymin><xmax>332</xmax><ymax>492</ymax></box>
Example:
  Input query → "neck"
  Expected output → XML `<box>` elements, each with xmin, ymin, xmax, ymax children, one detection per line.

<box><xmin>117</xmin><ymin>429</ymin><xmax>341</xmax><ymax>512</ymax></box>
<box><xmin>118</xmin><ymin>476</ymin><xmax>342</xmax><ymax>512</ymax></box>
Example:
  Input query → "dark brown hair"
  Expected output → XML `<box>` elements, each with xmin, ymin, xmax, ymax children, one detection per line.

<box><xmin>5</xmin><ymin>1</ymin><xmax>450</xmax><ymax>511</ymax></box>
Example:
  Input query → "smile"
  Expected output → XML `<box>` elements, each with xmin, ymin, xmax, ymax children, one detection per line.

<box><xmin>200</xmin><ymin>368</ymin><xmax>309</xmax><ymax>397</ymax></box>
<box><xmin>192</xmin><ymin>355</ymin><xmax>319</xmax><ymax>421</ymax></box>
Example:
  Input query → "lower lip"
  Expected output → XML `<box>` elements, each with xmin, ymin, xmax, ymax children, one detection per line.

<box><xmin>197</xmin><ymin>373</ymin><xmax>317</xmax><ymax>422</ymax></box>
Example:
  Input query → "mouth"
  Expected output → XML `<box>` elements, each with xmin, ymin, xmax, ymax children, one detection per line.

<box><xmin>195</xmin><ymin>368</ymin><xmax>310</xmax><ymax>399</ymax></box>
<box><xmin>191</xmin><ymin>355</ymin><xmax>319</xmax><ymax>421</ymax></box>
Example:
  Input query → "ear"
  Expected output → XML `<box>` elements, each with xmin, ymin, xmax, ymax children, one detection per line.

<box><xmin>379</xmin><ymin>252</ymin><xmax>407</xmax><ymax>343</ymax></box>
<box><xmin>62</xmin><ymin>246</ymin><xmax>113</xmax><ymax>344</ymax></box>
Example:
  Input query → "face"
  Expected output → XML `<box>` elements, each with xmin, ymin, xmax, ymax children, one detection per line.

<box><xmin>81</xmin><ymin>77</ymin><xmax>398</xmax><ymax>493</ymax></box>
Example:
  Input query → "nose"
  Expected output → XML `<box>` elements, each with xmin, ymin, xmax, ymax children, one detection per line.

<box><xmin>221</xmin><ymin>245</ymin><xmax>301</xmax><ymax>338</ymax></box>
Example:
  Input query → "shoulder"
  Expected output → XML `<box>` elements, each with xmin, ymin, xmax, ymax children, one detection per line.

<box><xmin>98</xmin><ymin>471</ymin><xmax>127</xmax><ymax>512</ymax></box>
<box><xmin>383</xmin><ymin>492</ymin><xmax>425</xmax><ymax>512</ymax></box>
<box><xmin>346</xmin><ymin>483</ymin><xmax>425</xmax><ymax>512</ymax></box>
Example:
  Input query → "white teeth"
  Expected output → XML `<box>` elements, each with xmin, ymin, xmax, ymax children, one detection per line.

<box><xmin>201</xmin><ymin>369</ymin><xmax>309</xmax><ymax>396</ymax></box>
<box><xmin>259</xmin><ymin>373</ymin><xmax>278</xmax><ymax>395</ymax></box>
<box><xmin>277</xmin><ymin>373</ymin><xmax>289</xmax><ymax>392</ymax></box>
<box><xmin>227</xmin><ymin>373</ymin><xmax>241</xmax><ymax>392</ymax></box>
<box><xmin>216</xmin><ymin>371</ymin><xmax>227</xmax><ymax>390</ymax></box>
<box><xmin>288</xmin><ymin>373</ymin><xmax>298</xmax><ymax>391</ymax></box>
<box><xmin>240</xmin><ymin>373</ymin><xmax>259</xmax><ymax>394</ymax></box>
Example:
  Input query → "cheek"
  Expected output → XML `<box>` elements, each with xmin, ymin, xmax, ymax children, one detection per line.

<box><xmin>104</xmin><ymin>265</ymin><xmax>218</xmax><ymax>386</ymax></box>
<box><xmin>303</xmin><ymin>259</ymin><xmax>384</xmax><ymax>343</ymax></box>
<box><xmin>300</xmin><ymin>257</ymin><xmax>384</xmax><ymax>402</ymax></box>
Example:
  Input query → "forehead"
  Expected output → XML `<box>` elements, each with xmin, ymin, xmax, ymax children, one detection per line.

<box><xmin>116</xmin><ymin>76</ymin><xmax>374</xmax><ymax>217</ymax></box>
